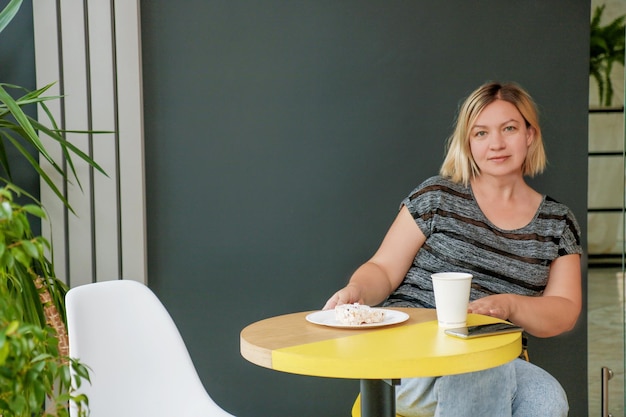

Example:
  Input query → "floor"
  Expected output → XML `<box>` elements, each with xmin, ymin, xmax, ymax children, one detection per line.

<box><xmin>588</xmin><ymin>266</ymin><xmax>624</xmax><ymax>417</ymax></box>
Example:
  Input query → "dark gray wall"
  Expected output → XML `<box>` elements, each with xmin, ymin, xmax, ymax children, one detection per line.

<box><xmin>0</xmin><ymin>1</ymin><xmax>591</xmax><ymax>416</ymax></box>
<box><xmin>140</xmin><ymin>2</ymin><xmax>590</xmax><ymax>417</ymax></box>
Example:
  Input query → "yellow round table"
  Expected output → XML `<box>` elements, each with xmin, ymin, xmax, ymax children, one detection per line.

<box><xmin>240</xmin><ymin>308</ymin><xmax>521</xmax><ymax>417</ymax></box>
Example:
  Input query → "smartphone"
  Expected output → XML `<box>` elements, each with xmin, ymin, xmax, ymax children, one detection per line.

<box><xmin>444</xmin><ymin>322</ymin><xmax>523</xmax><ymax>339</ymax></box>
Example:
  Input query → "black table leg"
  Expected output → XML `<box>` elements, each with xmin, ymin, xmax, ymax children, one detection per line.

<box><xmin>360</xmin><ymin>379</ymin><xmax>399</xmax><ymax>417</ymax></box>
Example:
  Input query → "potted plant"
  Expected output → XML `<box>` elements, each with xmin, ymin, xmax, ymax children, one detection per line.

<box><xmin>590</xmin><ymin>4</ymin><xmax>625</xmax><ymax>108</ymax></box>
<box><xmin>0</xmin><ymin>0</ymin><xmax>106</xmax><ymax>415</ymax></box>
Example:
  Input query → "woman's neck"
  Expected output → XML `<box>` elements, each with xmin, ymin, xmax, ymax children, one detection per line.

<box><xmin>470</xmin><ymin>175</ymin><xmax>542</xmax><ymax>230</ymax></box>
<box><xmin>470</xmin><ymin>174</ymin><xmax>531</xmax><ymax>202</ymax></box>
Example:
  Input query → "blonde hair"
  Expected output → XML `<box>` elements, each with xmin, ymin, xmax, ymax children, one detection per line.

<box><xmin>439</xmin><ymin>82</ymin><xmax>546</xmax><ymax>185</ymax></box>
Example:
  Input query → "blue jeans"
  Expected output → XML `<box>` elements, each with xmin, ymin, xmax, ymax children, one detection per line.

<box><xmin>396</xmin><ymin>359</ymin><xmax>568</xmax><ymax>417</ymax></box>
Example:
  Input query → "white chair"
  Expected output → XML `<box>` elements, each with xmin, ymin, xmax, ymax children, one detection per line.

<box><xmin>66</xmin><ymin>279</ymin><xmax>236</xmax><ymax>417</ymax></box>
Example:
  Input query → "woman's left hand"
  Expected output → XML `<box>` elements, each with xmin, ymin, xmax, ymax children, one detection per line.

<box><xmin>467</xmin><ymin>254</ymin><xmax>581</xmax><ymax>337</ymax></box>
<box><xmin>468</xmin><ymin>294</ymin><xmax>512</xmax><ymax>320</ymax></box>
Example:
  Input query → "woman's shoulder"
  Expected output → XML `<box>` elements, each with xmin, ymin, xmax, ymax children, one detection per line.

<box><xmin>540</xmin><ymin>196</ymin><xmax>583</xmax><ymax>251</ymax></box>
<box><xmin>538</xmin><ymin>195</ymin><xmax>582</xmax><ymax>235</ymax></box>
<box><xmin>409</xmin><ymin>175</ymin><xmax>469</xmax><ymax>196</ymax></box>
<box><xmin>542</xmin><ymin>195</ymin><xmax>578</xmax><ymax>218</ymax></box>
<box><xmin>420</xmin><ymin>175</ymin><xmax>453</xmax><ymax>187</ymax></box>
<box><xmin>404</xmin><ymin>176</ymin><xmax>471</xmax><ymax>208</ymax></box>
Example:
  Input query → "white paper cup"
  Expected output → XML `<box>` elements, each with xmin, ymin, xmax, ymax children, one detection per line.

<box><xmin>431</xmin><ymin>272</ymin><xmax>472</xmax><ymax>329</ymax></box>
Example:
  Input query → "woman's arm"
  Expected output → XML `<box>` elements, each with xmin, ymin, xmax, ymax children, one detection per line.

<box><xmin>323</xmin><ymin>205</ymin><xmax>426</xmax><ymax>310</ymax></box>
<box><xmin>468</xmin><ymin>253</ymin><xmax>582</xmax><ymax>338</ymax></box>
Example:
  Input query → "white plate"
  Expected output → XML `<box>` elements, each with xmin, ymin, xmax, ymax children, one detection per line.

<box><xmin>305</xmin><ymin>309</ymin><xmax>409</xmax><ymax>329</ymax></box>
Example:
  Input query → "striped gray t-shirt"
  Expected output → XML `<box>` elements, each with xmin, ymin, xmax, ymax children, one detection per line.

<box><xmin>384</xmin><ymin>175</ymin><xmax>582</xmax><ymax>309</ymax></box>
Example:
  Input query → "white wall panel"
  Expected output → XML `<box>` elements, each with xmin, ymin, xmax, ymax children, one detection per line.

<box><xmin>32</xmin><ymin>0</ymin><xmax>67</xmax><ymax>281</ymax></box>
<box><xmin>86</xmin><ymin>0</ymin><xmax>121</xmax><ymax>282</ymax></box>
<box><xmin>32</xmin><ymin>0</ymin><xmax>146</xmax><ymax>286</ymax></box>
<box><xmin>114</xmin><ymin>0</ymin><xmax>147</xmax><ymax>282</ymax></box>
<box><xmin>60</xmin><ymin>0</ymin><xmax>93</xmax><ymax>287</ymax></box>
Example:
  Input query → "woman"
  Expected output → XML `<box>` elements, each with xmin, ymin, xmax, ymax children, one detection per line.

<box><xmin>323</xmin><ymin>82</ymin><xmax>582</xmax><ymax>416</ymax></box>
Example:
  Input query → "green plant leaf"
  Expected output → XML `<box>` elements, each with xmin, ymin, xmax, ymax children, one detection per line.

<box><xmin>0</xmin><ymin>200</ymin><xmax>11</xmax><ymax>219</ymax></box>
<box><xmin>29</xmin><ymin>116</ymin><xmax>109</xmax><ymax>177</ymax></box>
<box><xmin>60</xmin><ymin>363</ymin><xmax>71</xmax><ymax>384</ymax></box>
<box><xmin>5</xmin><ymin>320</ymin><xmax>19</xmax><ymax>335</ymax></box>
<box><xmin>0</xmin><ymin>180</ymin><xmax>41</xmax><ymax>205</ymax></box>
<box><xmin>10</xmin><ymin>246</ymin><xmax>29</xmax><ymax>267</ymax></box>
<box><xmin>0</xmin><ymin>337</ymin><xmax>9</xmax><ymax>365</ymax></box>
<box><xmin>72</xmin><ymin>360</ymin><xmax>91</xmax><ymax>382</ymax></box>
<box><xmin>1</xmin><ymin>129</ymin><xmax>73</xmax><ymax>213</ymax></box>
<box><xmin>20</xmin><ymin>240</ymin><xmax>38</xmax><ymax>259</ymax></box>
<box><xmin>0</xmin><ymin>0</ymin><xmax>22</xmax><ymax>35</ymax></box>
<box><xmin>30</xmin><ymin>381</ymin><xmax>46</xmax><ymax>410</ymax></box>
<box><xmin>9</xmin><ymin>394</ymin><xmax>27</xmax><ymax>414</ymax></box>
<box><xmin>0</xmin><ymin>136</ymin><xmax>11</xmax><ymax>181</ymax></box>
<box><xmin>12</xmin><ymin>212</ymin><xmax>24</xmax><ymax>237</ymax></box>
<box><xmin>20</xmin><ymin>204</ymin><xmax>46</xmax><ymax>219</ymax></box>
<box><xmin>0</xmin><ymin>84</ymin><xmax>54</xmax><ymax>161</ymax></box>
<box><xmin>0</xmin><ymin>247</ymin><xmax>14</xmax><ymax>269</ymax></box>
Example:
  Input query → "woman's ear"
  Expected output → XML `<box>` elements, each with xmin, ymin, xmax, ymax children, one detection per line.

<box><xmin>526</xmin><ymin>126</ymin><xmax>535</xmax><ymax>146</ymax></box>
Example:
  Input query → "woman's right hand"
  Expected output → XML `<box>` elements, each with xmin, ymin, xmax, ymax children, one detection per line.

<box><xmin>322</xmin><ymin>283</ymin><xmax>364</xmax><ymax>310</ymax></box>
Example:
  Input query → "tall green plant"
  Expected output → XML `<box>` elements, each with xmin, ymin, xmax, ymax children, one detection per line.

<box><xmin>0</xmin><ymin>0</ymin><xmax>110</xmax><ymax>415</ymax></box>
<box><xmin>590</xmin><ymin>4</ymin><xmax>626</xmax><ymax>107</ymax></box>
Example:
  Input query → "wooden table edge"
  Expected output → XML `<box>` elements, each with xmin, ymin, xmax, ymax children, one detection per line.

<box><xmin>240</xmin><ymin>308</ymin><xmax>427</xmax><ymax>367</ymax></box>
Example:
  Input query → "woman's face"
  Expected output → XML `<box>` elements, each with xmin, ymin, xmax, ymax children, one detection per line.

<box><xmin>468</xmin><ymin>99</ymin><xmax>534</xmax><ymax>179</ymax></box>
